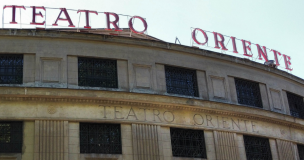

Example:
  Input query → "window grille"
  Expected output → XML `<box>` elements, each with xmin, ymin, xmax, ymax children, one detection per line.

<box><xmin>0</xmin><ymin>121</ymin><xmax>23</xmax><ymax>153</ymax></box>
<box><xmin>287</xmin><ymin>92</ymin><xmax>304</xmax><ymax>119</ymax></box>
<box><xmin>80</xmin><ymin>123</ymin><xmax>122</xmax><ymax>154</ymax></box>
<box><xmin>234</xmin><ymin>78</ymin><xmax>263</xmax><ymax>108</ymax></box>
<box><xmin>165</xmin><ymin>66</ymin><xmax>199</xmax><ymax>97</ymax></box>
<box><xmin>170</xmin><ymin>128</ymin><xmax>207</xmax><ymax>158</ymax></box>
<box><xmin>78</xmin><ymin>57</ymin><xmax>118</xmax><ymax>88</ymax></box>
<box><xmin>243</xmin><ymin>135</ymin><xmax>272</xmax><ymax>160</ymax></box>
<box><xmin>0</xmin><ymin>54</ymin><xmax>23</xmax><ymax>84</ymax></box>
<box><xmin>298</xmin><ymin>144</ymin><xmax>304</xmax><ymax>160</ymax></box>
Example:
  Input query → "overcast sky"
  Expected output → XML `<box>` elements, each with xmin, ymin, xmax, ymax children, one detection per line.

<box><xmin>1</xmin><ymin>0</ymin><xmax>303</xmax><ymax>79</ymax></box>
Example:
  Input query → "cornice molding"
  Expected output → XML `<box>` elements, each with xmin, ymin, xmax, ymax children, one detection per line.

<box><xmin>0</xmin><ymin>96</ymin><xmax>302</xmax><ymax>130</ymax></box>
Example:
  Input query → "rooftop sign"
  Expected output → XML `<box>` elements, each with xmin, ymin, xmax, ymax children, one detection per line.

<box><xmin>191</xmin><ymin>28</ymin><xmax>292</xmax><ymax>71</ymax></box>
<box><xmin>3</xmin><ymin>5</ymin><xmax>147</xmax><ymax>34</ymax></box>
<box><xmin>2</xmin><ymin>5</ymin><xmax>292</xmax><ymax>71</ymax></box>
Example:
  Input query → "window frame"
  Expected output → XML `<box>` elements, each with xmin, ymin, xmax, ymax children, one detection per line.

<box><xmin>170</xmin><ymin>127</ymin><xmax>207</xmax><ymax>158</ymax></box>
<box><xmin>79</xmin><ymin>123</ymin><xmax>122</xmax><ymax>154</ymax></box>
<box><xmin>286</xmin><ymin>91</ymin><xmax>304</xmax><ymax>119</ymax></box>
<box><xmin>165</xmin><ymin>65</ymin><xmax>199</xmax><ymax>97</ymax></box>
<box><xmin>234</xmin><ymin>77</ymin><xmax>263</xmax><ymax>108</ymax></box>
<box><xmin>0</xmin><ymin>121</ymin><xmax>23</xmax><ymax>153</ymax></box>
<box><xmin>243</xmin><ymin>135</ymin><xmax>272</xmax><ymax>160</ymax></box>
<box><xmin>0</xmin><ymin>54</ymin><xmax>23</xmax><ymax>84</ymax></box>
<box><xmin>298</xmin><ymin>144</ymin><xmax>304</xmax><ymax>160</ymax></box>
<box><xmin>78</xmin><ymin>57</ymin><xmax>118</xmax><ymax>88</ymax></box>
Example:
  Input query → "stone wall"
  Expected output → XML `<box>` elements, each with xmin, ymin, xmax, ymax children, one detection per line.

<box><xmin>0</xmin><ymin>29</ymin><xmax>303</xmax><ymax>159</ymax></box>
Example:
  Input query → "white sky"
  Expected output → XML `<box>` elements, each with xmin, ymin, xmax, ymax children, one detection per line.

<box><xmin>1</xmin><ymin>0</ymin><xmax>303</xmax><ymax>79</ymax></box>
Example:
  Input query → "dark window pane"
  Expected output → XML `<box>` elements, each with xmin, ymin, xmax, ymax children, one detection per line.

<box><xmin>0</xmin><ymin>54</ymin><xmax>23</xmax><ymax>84</ymax></box>
<box><xmin>165</xmin><ymin>66</ymin><xmax>199</xmax><ymax>97</ymax></box>
<box><xmin>235</xmin><ymin>78</ymin><xmax>263</xmax><ymax>108</ymax></box>
<box><xmin>0</xmin><ymin>121</ymin><xmax>23</xmax><ymax>153</ymax></box>
<box><xmin>78</xmin><ymin>57</ymin><xmax>118</xmax><ymax>88</ymax></box>
<box><xmin>287</xmin><ymin>92</ymin><xmax>304</xmax><ymax>119</ymax></box>
<box><xmin>243</xmin><ymin>135</ymin><xmax>272</xmax><ymax>160</ymax></box>
<box><xmin>80</xmin><ymin>123</ymin><xmax>122</xmax><ymax>154</ymax></box>
<box><xmin>170</xmin><ymin>128</ymin><xmax>206</xmax><ymax>158</ymax></box>
<box><xmin>298</xmin><ymin>144</ymin><xmax>304</xmax><ymax>160</ymax></box>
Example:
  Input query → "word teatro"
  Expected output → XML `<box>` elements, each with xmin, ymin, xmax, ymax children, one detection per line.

<box><xmin>3</xmin><ymin>5</ymin><xmax>292</xmax><ymax>71</ymax></box>
<box><xmin>3</xmin><ymin>5</ymin><xmax>147</xmax><ymax>34</ymax></box>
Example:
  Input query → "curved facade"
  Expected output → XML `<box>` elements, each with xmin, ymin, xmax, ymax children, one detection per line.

<box><xmin>0</xmin><ymin>29</ymin><xmax>304</xmax><ymax>160</ymax></box>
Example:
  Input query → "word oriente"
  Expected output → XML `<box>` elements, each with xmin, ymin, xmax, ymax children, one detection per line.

<box><xmin>3</xmin><ymin>5</ymin><xmax>292</xmax><ymax>71</ymax></box>
<box><xmin>192</xmin><ymin>28</ymin><xmax>292</xmax><ymax>71</ymax></box>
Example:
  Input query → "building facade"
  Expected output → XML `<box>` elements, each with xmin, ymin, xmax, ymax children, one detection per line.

<box><xmin>0</xmin><ymin>29</ymin><xmax>304</xmax><ymax>160</ymax></box>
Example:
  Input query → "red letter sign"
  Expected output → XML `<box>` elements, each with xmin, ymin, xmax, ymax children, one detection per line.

<box><xmin>104</xmin><ymin>12</ymin><xmax>122</xmax><ymax>31</ymax></box>
<box><xmin>231</xmin><ymin>37</ymin><xmax>238</xmax><ymax>53</ymax></box>
<box><xmin>241</xmin><ymin>40</ymin><xmax>253</xmax><ymax>57</ymax></box>
<box><xmin>53</xmin><ymin>8</ymin><xmax>75</xmax><ymax>27</ymax></box>
<box><xmin>77</xmin><ymin>10</ymin><xmax>98</xmax><ymax>29</ymax></box>
<box><xmin>213</xmin><ymin>32</ymin><xmax>228</xmax><ymax>50</ymax></box>
<box><xmin>30</xmin><ymin>6</ymin><xmax>45</xmax><ymax>25</ymax></box>
<box><xmin>128</xmin><ymin>16</ymin><xmax>148</xmax><ymax>34</ymax></box>
<box><xmin>192</xmin><ymin>28</ymin><xmax>208</xmax><ymax>45</ymax></box>
<box><xmin>271</xmin><ymin>50</ymin><xmax>281</xmax><ymax>66</ymax></box>
<box><xmin>283</xmin><ymin>54</ymin><xmax>293</xmax><ymax>71</ymax></box>
<box><xmin>256</xmin><ymin>44</ymin><xmax>268</xmax><ymax>62</ymax></box>
<box><xmin>3</xmin><ymin>5</ymin><xmax>26</xmax><ymax>24</ymax></box>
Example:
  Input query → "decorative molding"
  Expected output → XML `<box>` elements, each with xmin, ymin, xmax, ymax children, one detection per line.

<box><xmin>0</xmin><ymin>96</ymin><xmax>303</xmax><ymax>130</ymax></box>
<box><xmin>40</xmin><ymin>57</ymin><xmax>62</xmax><ymax>83</ymax></box>
<box><xmin>209</xmin><ymin>75</ymin><xmax>227</xmax><ymax>100</ymax></box>
<box><xmin>47</xmin><ymin>105</ymin><xmax>57</xmax><ymax>114</ymax></box>
<box><xmin>133</xmin><ymin>64</ymin><xmax>153</xmax><ymax>89</ymax></box>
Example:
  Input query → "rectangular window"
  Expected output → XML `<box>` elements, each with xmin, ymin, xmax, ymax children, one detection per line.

<box><xmin>234</xmin><ymin>78</ymin><xmax>263</xmax><ymax>108</ymax></box>
<box><xmin>78</xmin><ymin>57</ymin><xmax>118</xmax><ymax>88</ymax></box>
<box><xmin>287</xmin><ymin>92</ymin><xmax>304</xmax><ymax>119</ymax></box>
<box><xmin>0</xmin><ymin>54</ymin><xmax>23</xmax><ymax>84</ymax></box>
<box><xmin>243</xmin><ymin>135</ymin><xmax>272</xmax><ymax>160</ymax></box>
<box><xmin>0</xmin><ymin>121</ymin><xmax>23</xmax><ymax>153</ymax></box>
<box><xmin>298</xmin><ymin>144</ymin><xmax>304</xmax><ymax>160</ymax></box>
<box><xmin>165</xmin><ymin>66</ymin><xmax>199</xmax><ymax>97</ymax></box>
<box><xmin>170</xmin><ymin>128</ymin><xmax>207</xmax><ymax>158</ymax></box>
<box><xmin>80</xmin><ymin>123</ymin><xmax>122</xmax><ymax>154</ymax></box>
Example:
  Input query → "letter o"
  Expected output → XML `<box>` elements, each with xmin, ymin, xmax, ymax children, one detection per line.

<box><xmin>192</xmin><ymin>28</ymin><xmax>208</xmax><ymax>45</ymax></box>
<box><xmin>163</xmin><ymin>111</ymin><xmax>174</xmax><ymax>122</ymax></box>
<box><xmin>128</xmin><ymin>16</ymin><xmax>148</xmax><ymax>34</ymax></box>
<box><xmin>193</xmin><ymin>114</ymin><xmax>204</xmax><ymax>125</ymax></box>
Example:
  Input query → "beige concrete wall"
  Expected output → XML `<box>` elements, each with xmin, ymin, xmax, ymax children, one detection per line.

<box><xmin>67</xmin><ymin>56</ymin><xmax>78</xmax><ymax>87</ymax></box>
<box><xmin>68</xmin><ymin>122</ymin><xmax>79</xmax><ymax>160</ymax></box>
<box><xmin>22</xmin><ymin>121</ymin><xmax>35</xmax><ymax>160</ymax></box>
<box><xmin>269</xmin><ymin>139</ymin><xmax>279</xmax><ymax>160</ymax></box>
<box><xmin>197</xmin><ymin>70</ymin><xmax>208</xmax><ymax>100</ymax></box>
<box><xmin>117</xmin><ymin>60</ymin><xmax>129</xmax><ymax>90</ymax></box>
<box><xmin>1</xmin><ymin>30</ymin><xmax>304</xmax><ymax>159</ymax></box>
<box><xmin>204</xmin><ymin>130</ymin><xmax>216</xmax><ymax>160</ymax></box>
<box><xmin>235</xmin><ymin>134</ymin><xmax>246</xmax><ymax>160</ymax></box>
<box><xmin>23</xmin><ymin>54</ymin><xmax>35</xmax><ymax>85</ymax></box>
<box><xmin>161</xmin><ymin>127</ymin><xmax>172</xmax><ymax>160</ymax></box>
<box><xmin>122</xmin><ymin>124</ymin><xmax>133</xmax><ymax>160</ymax></box>
<box><xmin>0</xmin><ymin>34</ymin><xmax>303</xmax><ymax>118</ymax></box>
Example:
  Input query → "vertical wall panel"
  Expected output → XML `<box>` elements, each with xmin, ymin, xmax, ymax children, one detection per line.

<box><xmin>214</xmin><ymin>131</ymin><xmax>240</xmax><ymax>160</ymax></box>
<box><xmin>276</xmin><ymin>139</ymin><xmax>297</xmax><ymax>160</ymax></box>
<box><xmin>34</xmin><ymin>120</ymin><xmax>68</xmax><ymax>160</ymax></box>
<box><xmin>132</xmin><ymin>124</ymin><xmax>161</xmax><ymax>160</ymax></box>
